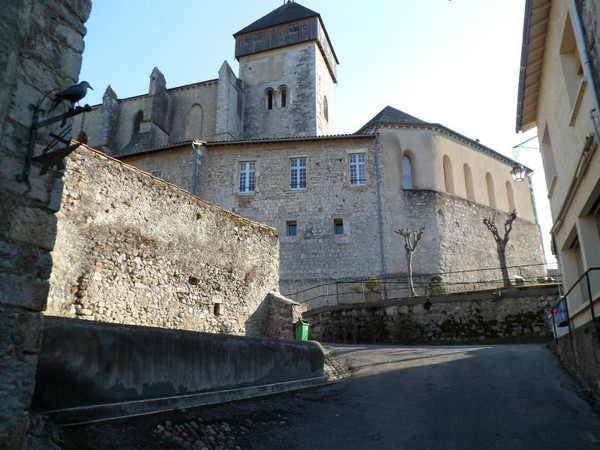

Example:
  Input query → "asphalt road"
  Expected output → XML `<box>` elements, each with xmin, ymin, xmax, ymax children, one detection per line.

<box><xmin>249</xmin><ymin>344</ymin><xmax>600</xmax><ymax>450</ymax></box>
<box><xmin>61</xmin><ymin>344</ymin><xmax>600</xmax><ymax>450</ymax></box>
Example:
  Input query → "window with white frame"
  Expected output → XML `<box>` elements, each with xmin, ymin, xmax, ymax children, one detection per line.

<box><xmin>290</xmin><ymin>157</ymin><xmax>307</xmax><ymax>189</ymax></box>
<box><xmin>239</xmin><ymin>161</ymin><xmax>256</xmax><ymax>193</ymax></box>
<box><xmin>349</xmin><ymin>153</ymin><xmax>366</xmax><ymax>186</ymax></box>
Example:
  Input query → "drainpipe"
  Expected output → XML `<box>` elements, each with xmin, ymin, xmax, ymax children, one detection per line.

<box><xmin>373</xmin><ymin>130</ymin><xmax>389</xmax><ymax>299</ymax></box>
<box><xmin>569</xmin><ymin>0</ymin><xmax>600</xmax><ymax>139</ymax></box>
<box><xmin>191</xmin><ymin>140</ymin><xmax>203</xmax><ymax>195</ymax></box>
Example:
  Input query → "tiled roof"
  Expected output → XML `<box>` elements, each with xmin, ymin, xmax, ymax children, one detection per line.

<box><xmin>357</xmin><ymin>106</ymin><xmax>428</xmax><ymax>133</ymax></box>
<box><xmin>234</xmin><ymin>2</ymin><xmax>320</xmax><ymax>36</ymax></box>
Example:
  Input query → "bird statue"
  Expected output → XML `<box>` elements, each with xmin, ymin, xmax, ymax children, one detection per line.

<box><xmin>49</xmin><ymin>81</ymin><xmax>93</xmax><ymax>112</ymax></box>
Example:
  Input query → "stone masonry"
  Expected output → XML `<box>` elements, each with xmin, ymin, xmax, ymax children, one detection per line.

<box><xmin>0</xmin><ymin>1</ymin><xmax>91</xmax><ymax>448</ymax></box>
<box><xmin>305</xmin><ymin>285</ymin><xmax>560</xmax><ymax>344</ymax></box>
<box><xmin>48</xmin><ymin>146</ymin><xmax>280</xmax><ymax>337</ymax></box>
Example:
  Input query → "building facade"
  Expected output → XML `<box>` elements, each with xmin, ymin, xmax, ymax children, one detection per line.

<box><xmin>517</xmin><ymin>0</ymin><xmax>600</xmax><ymax>329</ymax></box>
<box><xmin>516</xmin><ymin>0</ymin><xmax>600</xmax><ymax>395</ymax></box>
<box><xmin>77</xmin><ymin>2</ymin><xmax>546</xmax><ymax>299</ymax></box>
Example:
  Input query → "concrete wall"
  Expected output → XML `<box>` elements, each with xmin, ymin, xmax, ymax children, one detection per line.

<box><xmin>305</xmin><ymin>285</ymin><xmax>559</xmax><ymax>344</ymax></box>
<box><xmin>33</xmin><ymin>317</ymin><xmax>326</xmax><ymax>424</ymax></box>
<box><xmin>48</xmin><ymin>146</ymin><xmax>280</xmax><ymax>337</ymax></box>
<box><xmin>0</xmin><ymin>1</ymin><xmax>91</xmax><ymax>447</ymax></box>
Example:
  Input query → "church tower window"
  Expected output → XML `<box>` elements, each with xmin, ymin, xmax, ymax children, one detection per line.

<box><xmin>266</xmin><ymin>89</ymin><xmax>274</xmax><ymax>110</ymax></box>
<box><xmin>281</xmin><ymin>87</ymin><xmax>288</xmax><ymax>108</ymax></box>
<box><xmin>324</xmin><ymin>96</ymin><xmax>329</xmax><ymax>122</ymax></box>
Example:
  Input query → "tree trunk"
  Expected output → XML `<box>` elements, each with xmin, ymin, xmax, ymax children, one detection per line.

<box><xmin>407</xmin><ymin>252</ymin><xmax>416</xmax><ymax>297</ymax></box>
<box><xmin>497</xmin><ymin>242</ymin><xmax>510</xmax><ymax>287</ymax></box>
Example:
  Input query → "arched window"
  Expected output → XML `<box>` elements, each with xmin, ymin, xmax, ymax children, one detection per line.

<box><xmin>323</xmin><ymin>96</ymin><xmax>329</xmax><ymax>122</ymax></box>
<box><xmin>402</xmin><ymin>154</ymin><xmax>413</xmax><ymax>189</ymax></box>
<box><xmin>185</xmin><ymin>104</ymin><xmax>203</xmax><ymax>140</ymax></box>
<box><xmin>280</xmin><ymin>86</ymin><xmax>288</xmax><ymax>108</ymax></box>
<box><xmin>463</xmin><ymin>163</ymin><xmax>475</xmax><ymax>201</ymax></box>
<box><xmin>266</xmin><ymin>89</ymin><xmax>274</xmax><ymax>110</ymax></box>
<box><xmin>443</xmin><ymin>155</ymin><xmax>454</xmax><ymax>194</ymax></box>
<box><xmin>506</xmin><ymin>181</ymin><xmax>515</xmax><ymax>212</ymax></box>
<box><xmin>486</xmin><ymin>172</ymin><xmax>496</xmax><ymax>208</ymax></box>
<box><xmin>133</xmin><ymin>110</ymin><xmax>143</xmax><ymax>135</ymax></box>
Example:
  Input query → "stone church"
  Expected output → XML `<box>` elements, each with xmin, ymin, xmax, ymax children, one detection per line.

<box><xmin>74</xmin><ymin>1</ymin><xmax>545</xmax><ymax>301</ymax></box>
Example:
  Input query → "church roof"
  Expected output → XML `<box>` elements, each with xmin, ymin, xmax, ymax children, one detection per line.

<box><xmin>234</xmin><ymin>2</ymin><xmax>320</xmax><ymax>36</ymax></box>
<box><xmin>357</xmin><ymin>106</ymin><xmax>429</xmax><ymax>133</ymax></box>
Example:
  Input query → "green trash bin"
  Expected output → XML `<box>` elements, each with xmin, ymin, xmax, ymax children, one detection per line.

<box><xmin>294</xmin><ymin>319</ymin><xmax>309</xmax><ymax>341</ymax></box>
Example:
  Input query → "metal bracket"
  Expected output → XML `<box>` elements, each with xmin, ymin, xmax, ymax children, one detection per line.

<box><xmin>16</xmin><ymin>91</ymin><xmax>91</xmax><ymax>194</ymax></box>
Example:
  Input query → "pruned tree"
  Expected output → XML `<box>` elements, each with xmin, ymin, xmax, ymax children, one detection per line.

<box><xmin>394</xmin><ymin>226</ymin><xmax>424</xmax><ymax>298</ymax></box>
<box><xmin>483</xmin><ymin>209</ymin><xmax>518</xmax><ymax>288</ymax></box>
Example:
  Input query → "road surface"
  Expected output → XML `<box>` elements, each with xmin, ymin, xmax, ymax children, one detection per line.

<box><xmin>61</xmin><ymin>344</ymin><xmax>600</xmax><ymax>450</ymax></box>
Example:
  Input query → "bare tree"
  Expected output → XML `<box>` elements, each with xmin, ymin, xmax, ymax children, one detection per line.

<box><xmin>483</xmin><ymin>210</ymin><xmax>518</xmax><ymax>288</ymax></box>
<box><xmin>394</xmin><ymin>226</ymin><xmax>424</xmax><ymax>297</ymax></box>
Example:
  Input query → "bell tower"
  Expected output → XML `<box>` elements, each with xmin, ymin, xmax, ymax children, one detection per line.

<box><xmin>234</xmin><ymin>1</ymin><xmax>339</xmax><ymax>139</ymax></box>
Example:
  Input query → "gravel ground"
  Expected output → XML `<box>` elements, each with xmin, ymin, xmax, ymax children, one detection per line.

<box><xmin>57</xmin><ymin>389</ymin><xmax>322</xmax><ymax>450</ymax></box>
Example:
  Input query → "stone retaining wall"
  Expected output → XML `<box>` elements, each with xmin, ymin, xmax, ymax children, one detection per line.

<box><xmin>551</xmin><ymin>320</ymin><xmax>600</xmax><ymax>399</ymax></box>
<box><xmin>47</xmin><ymin>146</ymin><xmax>280</xmax><ymax>337</ymax></box>
<box><xmin>305</xmin><ymin>285</ymin><xmax>560</xmax><ymax>344</ymax></box>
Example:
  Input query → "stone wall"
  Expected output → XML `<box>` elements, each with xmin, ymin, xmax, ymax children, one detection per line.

<box><xmin>74</xmin><ymin>77</ymin><xmax>220</xmax><ymax>155</ymax></box>
<box><xmin>305</xmin><ymin>285</ymin><xmax>559</xmax><ymax>344</ymax></box>
<box><xmin>240</xmin><ymin>43</ymin><xmax>321</xmax><ymax>139</ymax></box>
<box><xmin>265</xmin><ymin>292</ymin><xmax>304</xmax><ymax>340</ymax></box>
<box><xmin>550</xmin><ymin>319</ymin><xmax>600</xmax><ymax>399</ymax></box>
<box><xmin>0</xmin><ymin>1</ymin><xmax>91</xmax><ymax>448</ymax></box>
<box><xmin>47</xmin><ymin>146</ymin><xmax>280</xmax><ymax>337</ymax></box>
<box><xmin>200</xmin><ymin>137</ymin><xmax>381</xmax><ymax>291</ymax></box>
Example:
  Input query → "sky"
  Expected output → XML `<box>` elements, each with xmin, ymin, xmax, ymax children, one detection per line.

<box><xmin>78</xmin><ymin>0</ymin><xmax>555</xmax><ymax>265</ymax></box>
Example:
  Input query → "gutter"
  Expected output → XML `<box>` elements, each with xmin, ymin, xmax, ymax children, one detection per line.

<box><xmin>515</xmin><ymin>0</ymin><xmax>535</xmax><ymax>132</ymax></box>
<box><xmin>373</xmin><ymin>130</ymin><xmax>388</xmax><ymax>299</ymax></box>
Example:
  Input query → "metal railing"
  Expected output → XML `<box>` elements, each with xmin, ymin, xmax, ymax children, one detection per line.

<box><xmin>558</xmin><ymin>267</ymin><xmax>600</xmax><ymax>337</ymax></box>
<box><xmin>286</xmin><ymin>263</ymin><xmax>557</xmax><ymax>309</ymax></box>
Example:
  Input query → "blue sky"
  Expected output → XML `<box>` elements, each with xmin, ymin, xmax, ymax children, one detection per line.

<box><xmin>78</xmin><ymin>0</ymin><xmax>554</xmax><ymax>264</ymax></box>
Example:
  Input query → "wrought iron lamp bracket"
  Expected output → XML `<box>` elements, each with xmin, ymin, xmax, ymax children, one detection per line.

<box><xmin>16</xmin><ymin>90</ymin><xmax>91</xmax><ymax>194</ymax></box>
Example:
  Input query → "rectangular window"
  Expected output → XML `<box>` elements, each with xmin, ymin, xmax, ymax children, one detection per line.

<box><xmin>287</xmin><ymin>220</ymin><xmax>297</xmax><ymax>237</ymax></box>
<box><xmin>349</xmin><ymin>153</ymin><xmax>366</xmax><ymax>186</ymax></box>
<box><xmin>239</xmin><ymin>161</ymin><xmax>256</xmax><ymax>193</ymax></box>
<box><xmin>334</xmin><ymin>218</ymin><xmax>344</xmax><ymax>235</ymax></box>
<box><xmin>151</xmin><ymin>170</ymin><xmax>162</xmax><ymax>178</ymax></box>
<box><xmin>290</xmin><ymin>157</ymin><xmax>307</xmax><ymax>189</ymax></box>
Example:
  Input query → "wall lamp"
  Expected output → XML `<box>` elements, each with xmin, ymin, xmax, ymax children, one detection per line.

<box><xmin>17</xmin><ymin>87</ymin><xmax>91</xmax><ymax>194</ymax></box>
<box><xmin>510</xmin><ymin>136</ymin><xmax>537</xmax><ymax>182</ymax></box>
